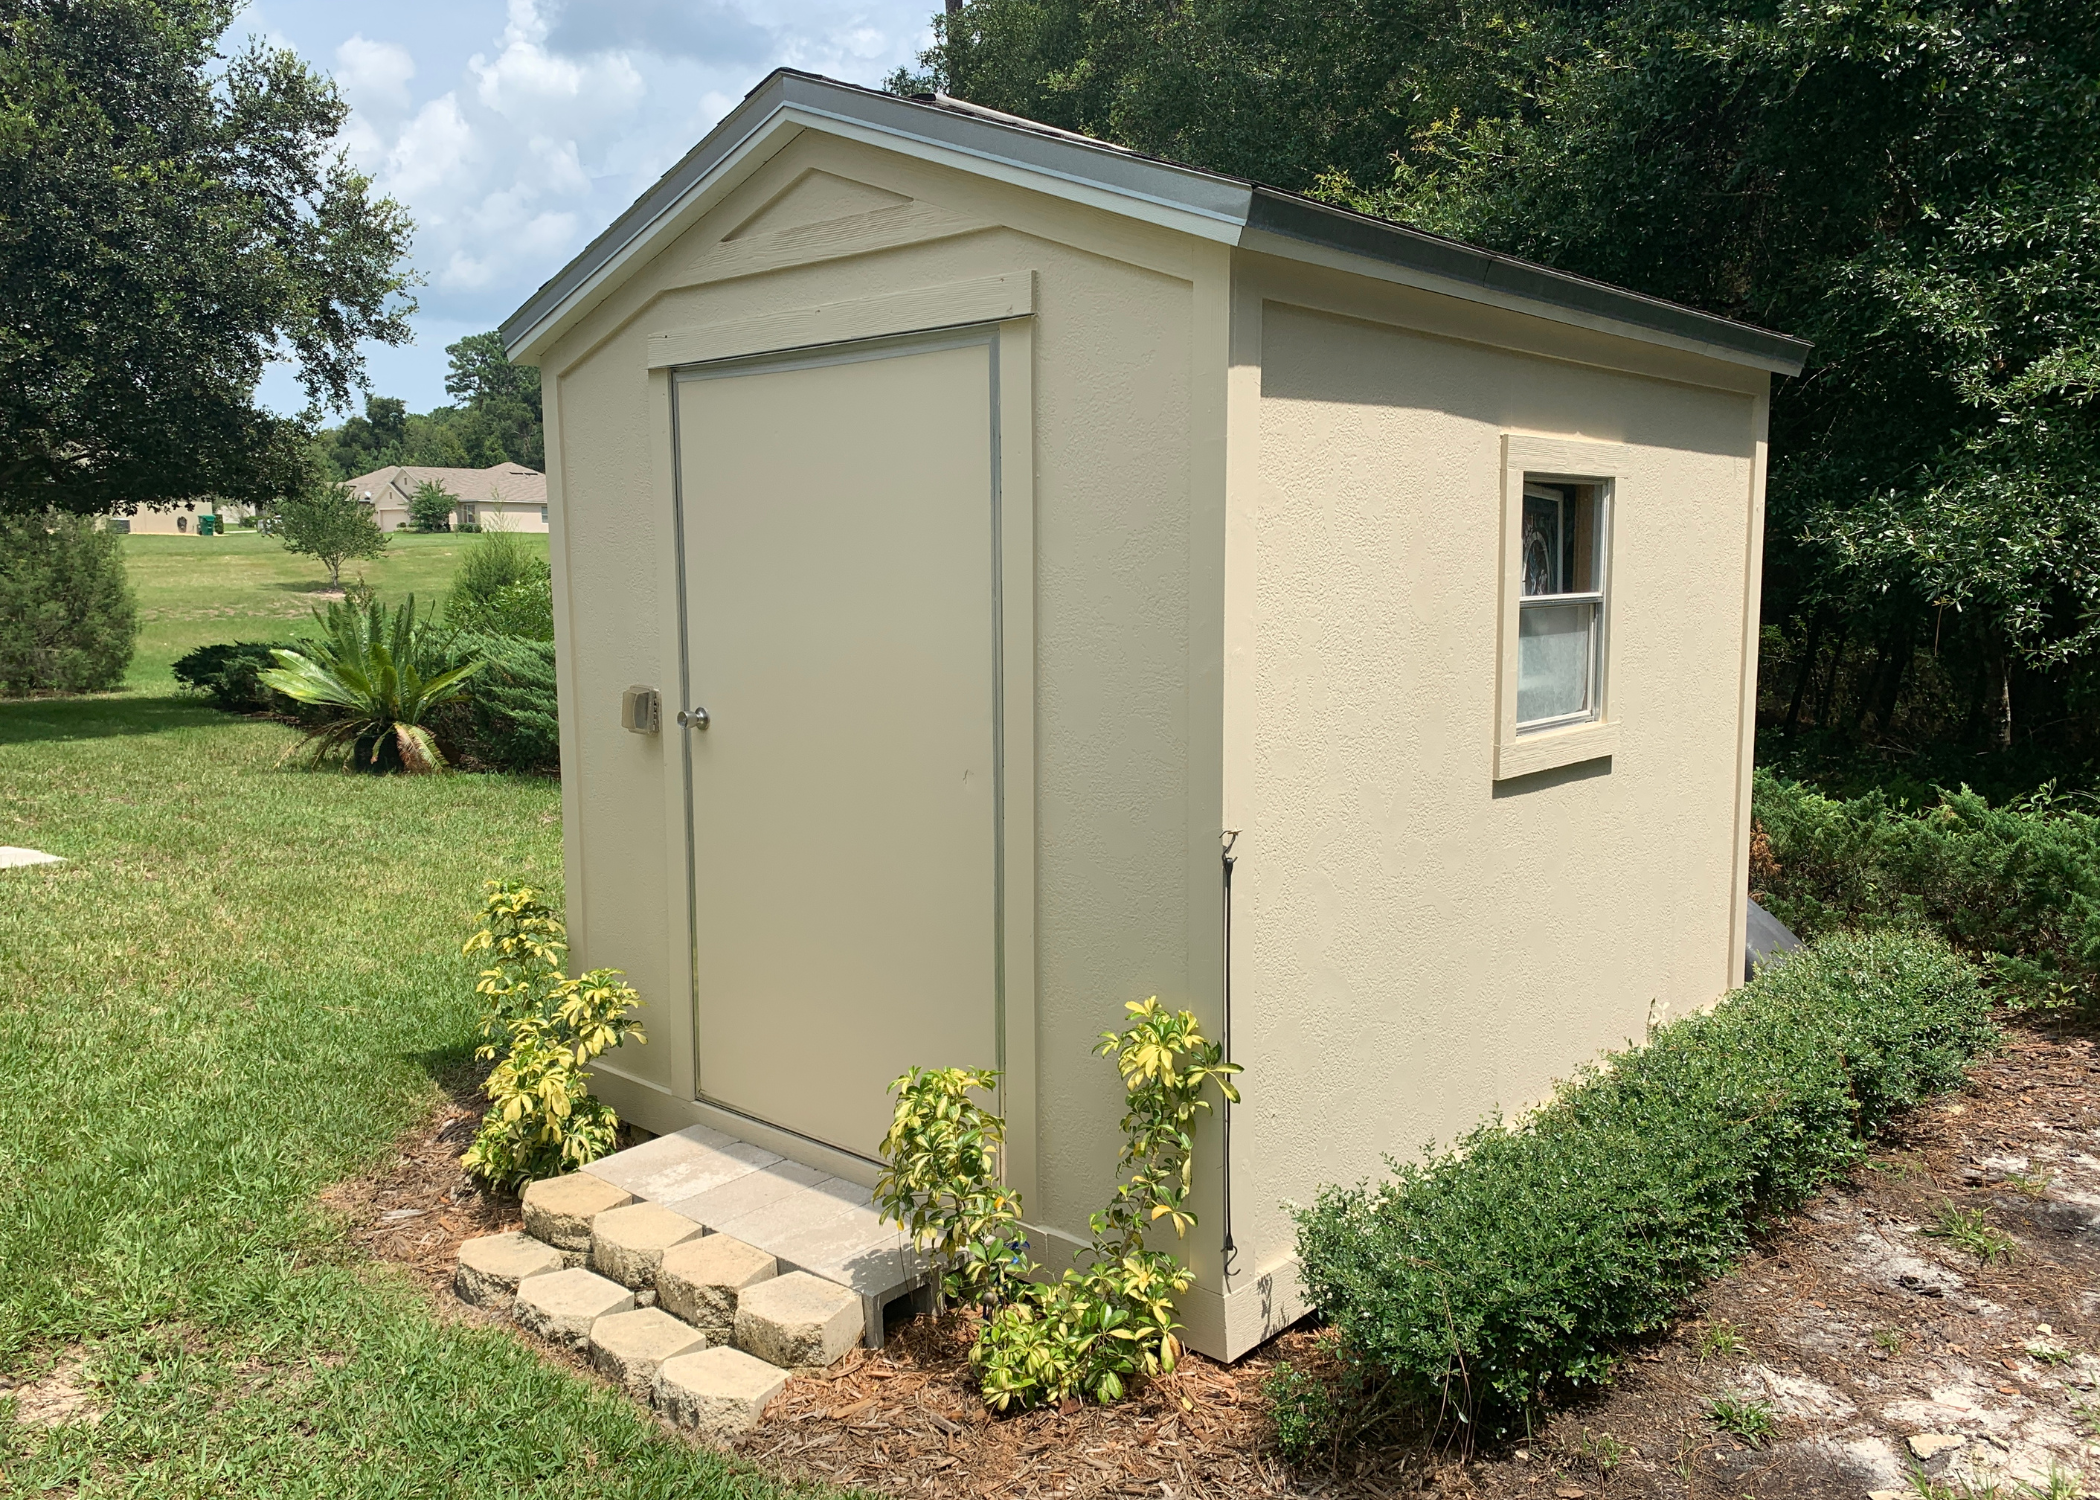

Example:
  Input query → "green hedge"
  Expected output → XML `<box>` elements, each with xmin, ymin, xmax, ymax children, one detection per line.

<box><xmin>1754</xmin><ymin>768</ymin><xmax>2100</xmax><ymax>1004</ymax></box>
<box><xmin>172</xmin><ymin>641</ymin><xmax>292</xmax><ymax>713</ymax></box>
<box><xmin>0</xmin><ymin>512</ymin><xmax>137</xmax><ymax>694</ymax></box>
<box><xmin>1293</xmin><ymin>930</ymin><xmax>1990</xmax><ymax>1435</ymax></box>
<box><xmin>430</xmin><ymin>633</ymin><xmax>558</xmax><ymax>775</ymax></box>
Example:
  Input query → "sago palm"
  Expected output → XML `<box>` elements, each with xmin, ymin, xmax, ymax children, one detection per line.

<box><xmin>260</xmin><ymin>596</ymin><xmax>483</xmax><ymax>773</ymax></box>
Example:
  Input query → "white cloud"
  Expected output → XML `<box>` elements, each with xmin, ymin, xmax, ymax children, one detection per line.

<box><xmin>252</xmin><ymin>0</ymin><xmax>938</xmax><ymax>414</ymax></box>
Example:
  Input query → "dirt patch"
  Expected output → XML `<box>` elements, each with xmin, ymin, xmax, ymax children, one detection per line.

<box><xmin>346</xmin><ymin>1020</ymin><xmax>2100</xmax><ymax>1497</ymax></box>
<box><xmin>2</xmin><ymin>1348</ymin><xmax>103</xmax><ymax>1429</ymax></box>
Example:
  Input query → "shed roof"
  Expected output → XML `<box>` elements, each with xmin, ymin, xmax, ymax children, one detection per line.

<box><xmin>501</xmin><ymin>69</ymin><xmax>1809</xmax><ymax>377</ymax></box>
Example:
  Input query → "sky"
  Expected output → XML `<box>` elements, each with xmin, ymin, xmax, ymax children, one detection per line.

<box><xmin>241</xmin><ymin>0</ymin><xmax>939</xmax><ymax>420</ymax></box>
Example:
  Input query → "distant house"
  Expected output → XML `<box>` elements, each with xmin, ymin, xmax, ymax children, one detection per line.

<box><xmin>342</xmin><ymin>463</ymin><xmax>548</xmax><ymax>533</ymax></box>
<box><xmin>110</xmin><ymin>500</ymin><xmax>257</xmax><ymax>535</ymax></box>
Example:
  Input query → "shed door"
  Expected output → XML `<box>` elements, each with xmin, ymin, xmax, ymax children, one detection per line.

<box><xmin>673</xmin><ymin>333</ymin><xmax>1000</xmax><ymax>1159</ymax></box>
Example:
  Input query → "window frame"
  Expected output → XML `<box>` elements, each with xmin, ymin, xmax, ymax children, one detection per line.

<box><xmin>1495</xmin><ymin>434</ymin><xmax>1622</xmax><ymax>781</ymax></box>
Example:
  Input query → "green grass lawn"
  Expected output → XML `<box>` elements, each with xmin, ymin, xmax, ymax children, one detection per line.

<box><xmin>122</xmin><ymin>530</ymin><xmax>547</xmax><ymax>691</ymax></box>
<box><xmin>0</xmin><ymin>556</ymin><xmax>800</xmax><ymax>1493</ymax></box>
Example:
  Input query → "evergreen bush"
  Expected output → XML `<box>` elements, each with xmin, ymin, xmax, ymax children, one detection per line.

<box><xmin>171</xmin><ymin>641</ymin><xmax>292</xmax><ymax>713</ymax></box>
<box><xmin>1292</xmin><ymin>931</ymin><xmax>1990</xmax><ymax>1438</ymax></box>
<box><xmin>0</xmin><ymin>512</ymin><xmax>138</xmax><ymax>695</ymax></box>
<box><xmin>1753</xmin><ymin>769</ymin><xmax>2100</xmax><ymax>1006</ymax></box>
<box><xmin>432</xmin><ymin>633</ymin><xmax>559</xmax><ymax>775</ymax></box>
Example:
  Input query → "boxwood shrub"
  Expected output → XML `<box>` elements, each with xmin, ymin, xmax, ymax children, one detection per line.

<box><xmin>1293</xmin><ymin>930</ymin><xmax>1990</xmax><ymax>1437</ymax></box>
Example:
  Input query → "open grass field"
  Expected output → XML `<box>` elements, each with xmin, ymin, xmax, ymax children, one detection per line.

<box><xmin>121</xmin><ymin>530</ymin><xmax>548</xmax><ymax>691</ymax></box>
<box><xmin>0</xmin><ymin>553</ymin><xmax>793</xmax><ymax>1494</ymax></box>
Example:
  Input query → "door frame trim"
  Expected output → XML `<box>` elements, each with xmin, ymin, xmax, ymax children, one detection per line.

<box><xmin>660</xmin><ymin>319</ymin><xmax>1038</xmax><ymax>1208</ymax></box>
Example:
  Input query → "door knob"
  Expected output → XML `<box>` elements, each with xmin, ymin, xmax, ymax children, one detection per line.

<box><xmin>677</xmin><ymin>705</ymin><xmax>710</xmax><ymax>730</ymax></box>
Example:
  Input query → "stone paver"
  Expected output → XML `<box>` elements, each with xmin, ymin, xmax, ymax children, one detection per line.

<box><xmin>591</xmin><ymin>1201</ymin><xmax>703</xmax><ymax>1289</ymax></box>
<box><xmin>588</xmin><ymin>1307</ymin><xmax>706</xmax><ymax>1400</ymax></box>
<box><xmin>664</xmin><ymin>1157</ymin><xmax>827</xmax><ymax>1230</ymax></box>
<box><xmin>583</xmin><ymin>1123</ymin><xmax>782</xmax><ymax>1204</ymax></box>
<box><xmin>735</xmin><ymin>1270</ymin><xmax>863</xmax><ymax>1367</ymax></box>
<box><xmin>654</xmin><ymin>1346</ymin><xmax>789</xmax><ymax>1442</ymax></box>
<box><xmin>522</xmin><ymin>1174</ymin><xmax>636</xmax><ymax>1254</ymax></box>
<box><xmin>454</xmin><ymin>1231</ymin><xmax>563</xmax><ymax>1312</ymax></box>
<box><xmin>657</xmin><ymin>1235</ymin><xmax>778</xmax><ymax>1343</ymax></box>
<box><xmin>513</xmin><ymin>1267</ymin><xmax>634</xmax><ymax>1351</ymax></box>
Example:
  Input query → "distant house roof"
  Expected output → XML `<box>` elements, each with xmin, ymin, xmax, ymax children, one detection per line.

<box><xmin>343</xmin><ymin>463</ymin><xmax>545</xmax><ymax>509</ymax></box>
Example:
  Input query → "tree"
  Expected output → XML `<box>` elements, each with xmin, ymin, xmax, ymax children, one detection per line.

<box><xmin>276</xmin><ymin>480</ymin><xmax>386</xmax><ymax>588</ymax></box>
<box><xmin>0</xmin><ymin>512</ymin><xmax>137</xmax><ymax>694</ymax></box>
<box><xmin>0</xmin><ymin>0</ymin><xmax>415</xmax><ymax>517</ymax></box>
<box><xmin>445</xmin><ymin>332</ymin><xmax>544</xmax><ymax>471</ymax></box>
<box><xmin>408</xmin><ymin>479</ymin><xmax>456</xmax><ymax>533</ymax></box>
<box><xmin>908</xmin><ymin>0</ymin><xmax>2100</xmax><ymax>754</ymax></box>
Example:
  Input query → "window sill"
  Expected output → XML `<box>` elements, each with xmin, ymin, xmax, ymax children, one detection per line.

<box><xmin>1494</xmin><ymin>719</ymin><xmax>1618</xmax><ymax>782</ymax></box>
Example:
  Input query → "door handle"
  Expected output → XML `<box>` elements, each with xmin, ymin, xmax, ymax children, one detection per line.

<box><xmin>677</xmin><ymin>705</ymin><xmax>710</xmax><ymax>731</ymax></box>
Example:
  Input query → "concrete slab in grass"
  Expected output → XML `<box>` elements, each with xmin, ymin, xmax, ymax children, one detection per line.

<box><xmin>0</xmin><ymin>847</ymin><xmax>63</xmax><ymax>869</ymax></box>
<box><xmin>583</xmin><ymin>1124</ymin><xmax>783</xmax><ymax>1204</ymax></box>
<box><xmin>588</xmin><ymin>1307</ymin><xmax>706</xmax><ymax>1400</ymax></box>
<box><xmin>591</xmin><ymin>1201</ymin><xmax>703</xmax><ymax>1289</ymax></box>
<box><xmin>663</xmin><ymin>1158</ymin><xmax>828</xmax><ymax>1231</ymax></box>
<box><xmin>454</xmin><ymin>1231</ymin><xmax>564</xmax><ymax>1312</ymax></box>
<box><xmin>654</xmin><ymin>1346</ymin><xmax>789</xmax><ymax>1442</ymax></box>
<box><xmin>513</xmin><ymin>1267</ymin><xmax>633</xmax><ymax>1351</ymax></box>
<box><xmin>657</xmin><ymin>1234</ymin><xmax>777</xmax><ymax>1343</ymax></box>
<box><xmin>735</xmin><ymin>1270</ymin><xmax>863</xmax><ymax>1368</ymax></box>
<box><xmin>521</xmin><ymin>1174</ymin><xmax>635</xmax><ymax>1254</ymax></box>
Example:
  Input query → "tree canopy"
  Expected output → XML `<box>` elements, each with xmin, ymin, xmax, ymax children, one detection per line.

<box><xmin>903</xmin><ymin>0</ymin><xmax>2100</xmax><ymax>755</ymax></box>
<box><xmin>317</xmin><ymin>333</ymin><xmax>543</xmax><ymax>480</ymax></box>
<box><xmin>0</xmin><ymin>0</ymin><xmax>415</xmax><ymax>516</ymax></box>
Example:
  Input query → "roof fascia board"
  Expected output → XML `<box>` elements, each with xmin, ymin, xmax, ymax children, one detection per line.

<box><xmin>502</xmin><ymin>86</ymin><xmax>805</xmax><ymax>361</ymax></box>
<box><xmin>778</xmin><ymin>103</ymin><xmax>1249</xmax><ymax>246</ymax></box>
<box><xmin>1241</xmin><ymin>195</ymin><xmax>1808</xmax><ymax>376</ymax></box>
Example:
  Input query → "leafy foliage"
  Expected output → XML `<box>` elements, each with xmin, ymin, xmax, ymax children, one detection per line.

<box><xmin>273</xmin><ymin>478</ymin><xmax>386</xmax><ymax>587</ymax></box>
<box><xmin>458</xmin><ymin>882</ymin><xmax>645</xmax><ymax>1189</ymax></box>
<box><xmin>876</xmin><ymin>1068</ymin><xmax>1033</xmax><ymax>1309</ymax></box>
<box><xmin>1291</xmin><ymin>931</ymin><xmax>1990</xmax><ymax>1437</ymax></box>
<box><xmin>431</xmin><ymin>633</ymin><xmax>559</xmax><ymax>775</ymax></box>
<box><xmin>447</xmin><ymin>526</ymin><xmax>551</xmax><ymax>638</ymax></box>
<box><xmin>0</xmin><ymin>511</ymin><xmax>137</xmax><ymax>694</ymax></box>
<box><xmin>877</xmin><ymin>998</ymin><xmax>1239</xmax><ymax>1411</ymax></box>
<box><xmin>407</xmin><ymin>480</ymin><xmax>456</xmax><ymax>533</ymax></box>
<box><xmin>1752</xmin><ymin>769</ymin><xmax>2100</xmax><ymax>1007</ymax></box>
<box><xmin>258</xmin><ymin>596</ymin><xmax>481</xmax><ymax>773</ymax></box>
<box><xmin>0</xmin><ymin>0</ymin><xmax>413</xmax><ymax>515</ymax></box>
<box><xmin>171</xmin><ymin>641</ymin><xmax>292</xmax><ymax>713</ymax></box>
<box><xmin>906</xmin><ymin>0</ymin><xmax>2100</xmax><ymax>760</ymax></box>
<box><xmin>317</xmin><ymin>333</ymin><xmax>542</xmax><ymax>480</ymax></box>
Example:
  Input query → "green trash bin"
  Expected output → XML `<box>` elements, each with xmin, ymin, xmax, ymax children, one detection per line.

<box><xmin>198</xmin><ymin>514</ymin><xmax>216</xmax><ymax>536</ymax></box>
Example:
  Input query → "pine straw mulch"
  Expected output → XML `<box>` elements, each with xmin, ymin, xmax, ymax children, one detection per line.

<box><xmin>335</xmin><ymin>1013</ymin><xmax>2100</xmax><ymax>1500</ymax></box>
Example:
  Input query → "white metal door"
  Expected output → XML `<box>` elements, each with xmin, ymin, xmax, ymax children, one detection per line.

<box><xmin>673</xmin><ymin>332</ymin><xmax>1001</xmax><ymax>1158</ymax></box>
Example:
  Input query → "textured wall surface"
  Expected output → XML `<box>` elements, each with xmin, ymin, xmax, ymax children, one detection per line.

<box><xmin>1229</xmin><ymin>299</ymin><xmax>1758</xmax><ymax>1283</ymax></box>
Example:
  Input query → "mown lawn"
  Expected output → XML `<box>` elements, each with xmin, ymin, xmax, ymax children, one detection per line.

<box><xmin>0</xmin><ymin>617</ymin><xmax>797</xmax><ymax>1491</ymax></box>
<box><xmin>121</xmin><ymin>530</ymin><xmax>547</xmax><ymax>691</ymax></box>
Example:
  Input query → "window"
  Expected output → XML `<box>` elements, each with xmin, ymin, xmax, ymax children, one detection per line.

<box><xmin>540</xmin><ymin>505</ymin><xmax>548</xmax><ymax>524</ymax></box>
<box><xmin>1516</xmin><ymin>480</ymin><xmax>1607</xmax><ymax>731</ymax></box>
<box><xmin>1495</xmin><ymin>434</ymin><xmax>1620</xmax><ymax>781</ymax></box>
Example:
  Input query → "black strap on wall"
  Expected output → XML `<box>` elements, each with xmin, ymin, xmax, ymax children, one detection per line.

<box><xmin>1220</xmin><ymin>828</ymin><xmax>1239</xmax><ymax>1279</ymax></box>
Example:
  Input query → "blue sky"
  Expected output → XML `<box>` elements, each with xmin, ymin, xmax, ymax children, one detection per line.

<box><xmin>241</xmin><ymin>0</ymin><xmax>939</xmax><ymax>419</ymax></box>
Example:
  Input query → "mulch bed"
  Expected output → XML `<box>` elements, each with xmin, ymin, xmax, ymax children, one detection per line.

<box><xmin>336</xmin><ymin>1014</ymin><xmax>2100</xmax><ymax>1498</ymax></box>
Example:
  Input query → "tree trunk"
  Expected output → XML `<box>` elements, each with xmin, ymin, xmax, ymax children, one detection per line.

<box><xmin>1815</xmin><ymin>620</ymin><xmax>1851</xmax><ymax>730</ymax></box>
<box><xmin>1870</xmin><ymin>617</ymin><xmax>1915</xmax><ymax>737</ymax></box>
<box><xmin>1987</xmin><ymin>637</ymin><xmax>2014</xmax><ymax>750</ymax></box>
<box><xmin>1783</xmin><ymin>610</ymin><xmax>1826</xmax><ymax>735</ymax></box>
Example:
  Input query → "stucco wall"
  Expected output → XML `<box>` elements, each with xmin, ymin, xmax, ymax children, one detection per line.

<box><xmin>1227</xmin><ymin>297</ymin><xmax>1760</xmax><ymax>1285</ymax></box>
<box><xmin>538</xmin><ymin>130</ymin><xmax>1213</xmax><ymax>1259</ymax></box>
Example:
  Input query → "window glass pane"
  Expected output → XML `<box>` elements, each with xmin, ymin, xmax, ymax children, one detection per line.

<box><xmin>1518</xmin><ymin>600</ymin><xmax>1594</xmax><ymax>724</ymax></box>
<box><xmin>1522</xmin><ymin>490</ymin><xmax>1567</xmax><ymax>596</ymax></box>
